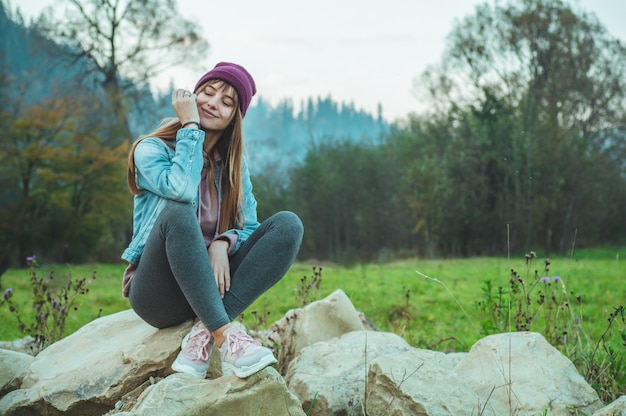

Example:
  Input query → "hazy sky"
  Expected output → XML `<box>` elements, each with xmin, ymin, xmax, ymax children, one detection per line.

<box><xmin>13</xmin><ymin>0</ymin><xmax>626</xmax><ymax>122</ymax></box>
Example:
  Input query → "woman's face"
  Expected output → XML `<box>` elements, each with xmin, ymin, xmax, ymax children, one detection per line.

<box><xmin>195</xmin><ymin>80</ymin><xmax>238</xmax><ymax>132</ymax></box>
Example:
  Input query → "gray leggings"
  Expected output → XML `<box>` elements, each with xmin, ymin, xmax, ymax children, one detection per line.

<box><xmin>128</xmin><ymin>201</ymin><xmax>303</xmax><ymax>331</ymax></box>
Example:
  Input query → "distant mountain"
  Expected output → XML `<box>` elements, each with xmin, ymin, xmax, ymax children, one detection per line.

<box><xmin>0</xmin><ymin>4</ymin><xmax>94</xmax><ymax>106</ymax></box>
<box><xmin>1</xmin><ymin>3</ymin><xmax>389</xmax><ymax>173</ymax></box>
<box><xmin>242</xmin><ymin>96</ymin><xmax>388</xmax><ymax>173</ymax></box>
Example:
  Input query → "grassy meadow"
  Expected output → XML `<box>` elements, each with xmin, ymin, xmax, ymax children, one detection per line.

<box><xmin>1</xmin><ymin>247</ymin><xmax>624</xmax><ymax>400</ymax></box>
<box><xmin>1</xmin><ymin>247</ymin><xmax>623</xmax><ymax>349</ymax></box>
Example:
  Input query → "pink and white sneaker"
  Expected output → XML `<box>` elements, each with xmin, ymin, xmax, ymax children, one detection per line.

<box><xmin>171</xmin><ymin>322</ymin><xmax>213</xmax><ymax>379</ymax></box>
<box><xmin>219</xmin><ymin>327</ymin><xmax>277</xmax><ymax>378</ymax></box>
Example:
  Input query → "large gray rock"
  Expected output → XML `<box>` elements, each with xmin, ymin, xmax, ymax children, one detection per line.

<box><xmin>258</xmin><ymin>289</ymin><xmax>366</xmax><ymax>374</ymax></box>
<box><xmin>114</xmin><ymin>368</ymin><xmax>305</xmax><ymax>416</ymax></box>
<box><xmin>0</xmin><ymin>349</ymin><xmax>34</xmax><ymax>396</ymax></box>
<box><xmin>454</xmin><ymin>331</ymin><xmax>604</xmax><ymax>416</ymax></box>
<box><xmin>0</xmin><ymin>310</ymin><xmax>308</xmax><ymax>416</ymax></box>
<box><xmin>592</xmin><ymin>396</ymin><xmax>626</xmax><ymax>416</ymax></box>
<box><xmin>0</xmin><ymin>336</ymin><xmax>37</xmax><ymax>355</ymax></box>
<box><xmin>0</xmin><ymin>309</ymin><xmax>190</xmax><ymax>416</ymax></box>
<box><xmin>365</xmin><ymin>349</ymin><xmax>482</xmax><ymax>415</ymax></box>
<box><xmin>286</xmin><ymin>330</ymin><xmax>413</xmax><ymax>416</ymax></box>
<box><xmin>1</xmin><ymin>291</ymin><xmax>618</xmax><ymax>416</ymax></box>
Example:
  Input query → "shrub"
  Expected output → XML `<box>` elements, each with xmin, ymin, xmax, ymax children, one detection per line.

<box><xmin>1</xmin><ymin>256</ymin><xmax>97</xmax><ymax>353</ymax></box>
<box><xmin>475</xmin><ymin>251</ymin><xmax>625</xmax><ymax>402</ymax></box>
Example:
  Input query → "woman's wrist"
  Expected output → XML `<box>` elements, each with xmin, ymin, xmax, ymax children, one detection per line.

<box><xmin>209</xmin><ymin>239</ymin><xmax>230</xmax><ymax>250</ymax></box>
<box><xmin>181</xmin><ymin>120</ymin><xmax>200</xmax><ymax>129</ymax></box>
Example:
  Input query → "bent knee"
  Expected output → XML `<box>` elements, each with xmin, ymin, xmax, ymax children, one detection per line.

<box><xmin>274</xmin><ymin>211</ymin><xmax>304</xmax><ymax>240</ymax></box>
<box><xmin>159</xmin><ymin>201</ymin><xmax>198</xmax><ymax>230</ymax></box>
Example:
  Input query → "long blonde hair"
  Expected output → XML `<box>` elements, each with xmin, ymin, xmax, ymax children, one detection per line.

<box><xmin>127</xmin><ymin>80</ymin><xmax>245</xmax><ymax>233</ymax></box>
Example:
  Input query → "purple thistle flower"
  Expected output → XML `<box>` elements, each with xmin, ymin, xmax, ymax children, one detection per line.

<box><xmin>553</xmin><ymin>276</ymin><xmax>561</xmax><ymax>282</ymax></box>
<box><xmin>3</xmin><ymin>288</ymin><xmax>12</xmax><ymax>300</ymax></box>
<box><xmin>540</xmin><ymin>277</ymin><xmax>550</xmax><ymax>283</ymax></box>
<box><xmin>26</xmin><ymin>256</ymin><xmax>36</xmax><ymax>263</ymax></box>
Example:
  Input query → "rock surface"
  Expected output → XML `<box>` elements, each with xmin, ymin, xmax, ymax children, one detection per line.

<box><xmin>454</xmin><ymin>332</ymin><xmax>604</xmax><ymax>415</ymax></box>
<box><xmin>111</xmin><ymin>369</ymin><xmax>304</xmax><ymax>416</ymax></box>
<box><xmin>0</xmin><ymin>349</ymin><xmax>34</xmax><ymax>397</ymax></box>
<box><xmin>286</xmin><ymin>331</ymin><xmax>413</xmax><ymax>415</ymax></box>
<box><xmin>0</xmin><ymin>289</ymin><xmax>622</xmax><ymax>416</ymax></box>
<box><xmin>1</xmin><ymin>309</ymin><xmax>189</xmax><ymax>415</ymax></box>
<box><xmin>591</xmin><ymin>396</ymin><xmax>626</xmax><ymax>416</ymax></box>
<box><xmin>365</xmin><ymin>349</ymin><xmax>481</xmax><ymax>415</ymax></box>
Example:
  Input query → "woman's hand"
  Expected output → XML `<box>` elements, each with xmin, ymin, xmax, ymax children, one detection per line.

<box><xmin>172</xmin><ymin>89</ymin><xmax>200</xmax><ymax>127</ymax></box>
<box><xmin>208</xmin><ymin>240</ymin><xmax>230</xmax><ymax>298</ymax></box>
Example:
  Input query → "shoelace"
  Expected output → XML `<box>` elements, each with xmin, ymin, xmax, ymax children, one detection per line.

<box><xmin>226</xmin><ymin>330</ymin><xmax>260</xmax><ymax>355</ymax></box>
<box><xmin>188</xmin><ymin>330</ymin><xmax>211</xmax><ymax>361</ymax></box>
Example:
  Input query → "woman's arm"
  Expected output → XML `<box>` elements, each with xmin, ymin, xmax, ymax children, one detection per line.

<box><xmin>134</xmin><ymin>130</ymin><xmax>205</xmax><ymax>202</ymax></box>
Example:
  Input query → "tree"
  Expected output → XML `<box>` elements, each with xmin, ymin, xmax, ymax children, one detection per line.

<box><xmin>410</xmin><ymin>0</ymin><xmax>626</xmax><ymax>255</ymax></box>
<box><xmin>35</xmin><ymin>0</ymin><xmax>209</xmax><ymax>143</ymax></box>
<box><xmin>0</xmin><ymin>88</ymin><xmax>128</xmax><ymax>265</ymax></box>
<box><xmin>288</xmin><ymin>139</ymin><xmax>403</xmax><ymax>263</ymax></box>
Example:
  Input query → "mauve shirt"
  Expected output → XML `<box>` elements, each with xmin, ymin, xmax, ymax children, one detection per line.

<box><xmin>198</xmin><ymin>150</ymin><xmax>237</xmax><ymax>252</ymax></box>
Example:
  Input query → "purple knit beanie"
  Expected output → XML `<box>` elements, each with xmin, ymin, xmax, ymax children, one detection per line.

<box><xmin>194</xmin><ymin>62</ymin><xmax>256</xmax><ymax>117</ymax></box>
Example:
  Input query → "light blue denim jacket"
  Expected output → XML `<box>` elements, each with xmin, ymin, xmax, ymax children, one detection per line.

<box><xmin>121</xmin><ymin>128</ymin><xmax>260</xmax><ymax>265</ymax></box>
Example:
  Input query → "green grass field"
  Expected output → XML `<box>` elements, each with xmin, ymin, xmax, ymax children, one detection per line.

<box><xmin>1</xmin><ymin>247</ymin><xmax>624</xmax><ymax>350</ymax></box>
<box><xmin>1</xmin><ymin>247</ymin><xmax>624</xmax><ymax>400</ymax></box>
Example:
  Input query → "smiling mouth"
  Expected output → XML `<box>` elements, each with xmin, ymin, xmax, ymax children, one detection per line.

<box><xmin>203</xmin><ymin>109</ymin><xmax>217</xmax><ymax>118</ymax></box>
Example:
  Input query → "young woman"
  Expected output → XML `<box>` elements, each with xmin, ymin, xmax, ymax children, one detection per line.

<box><xmin>121</xmin><ymin>62</ymin><xmax>303</xmax><ymax>379</ymax></box>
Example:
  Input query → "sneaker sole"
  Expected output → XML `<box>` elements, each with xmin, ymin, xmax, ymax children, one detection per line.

<box><xmin>171</xmin><ymin>358</ymin><xmax>208</xmax><ymax>379</ymax></box>
<box><xmin>222</xmin><ymin>354</ymin><xmax>277</xmax><ymax>378</ymax></box>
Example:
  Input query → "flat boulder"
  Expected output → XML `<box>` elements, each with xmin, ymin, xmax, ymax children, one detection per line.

<box><xmin>113</xmin><ymin>368</ymin><xmax>305</xmax><ymax>416</ymax></box>
<box><xmin>0</xmin><ymin>309</ymin><xmax>189</xmax><ymax>416</ymax></box>
<box><xmin>366</xmin><ymin>349</ymin><xmax>481</xmax><ymax>415</ymax></box>
<box><xmin>454</xmin><ymin>332</ymin><xmax>604</xmax><ymax>415</ymax></box>
<box><xmin>0</xmin><ymin>349</ymin><xmax>34</xmax><ymax>396</ymax></box>
<box><xmin>286</xmin><ymin>330</ymin><xmax>412</xmax><ymax>415</ymax></box>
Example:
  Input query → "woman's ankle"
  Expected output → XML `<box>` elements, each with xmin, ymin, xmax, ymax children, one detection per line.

<box><xmin>211</xmin><ymin>323</ymin><xmax>232</xmax><ymax>348</ymax></box>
